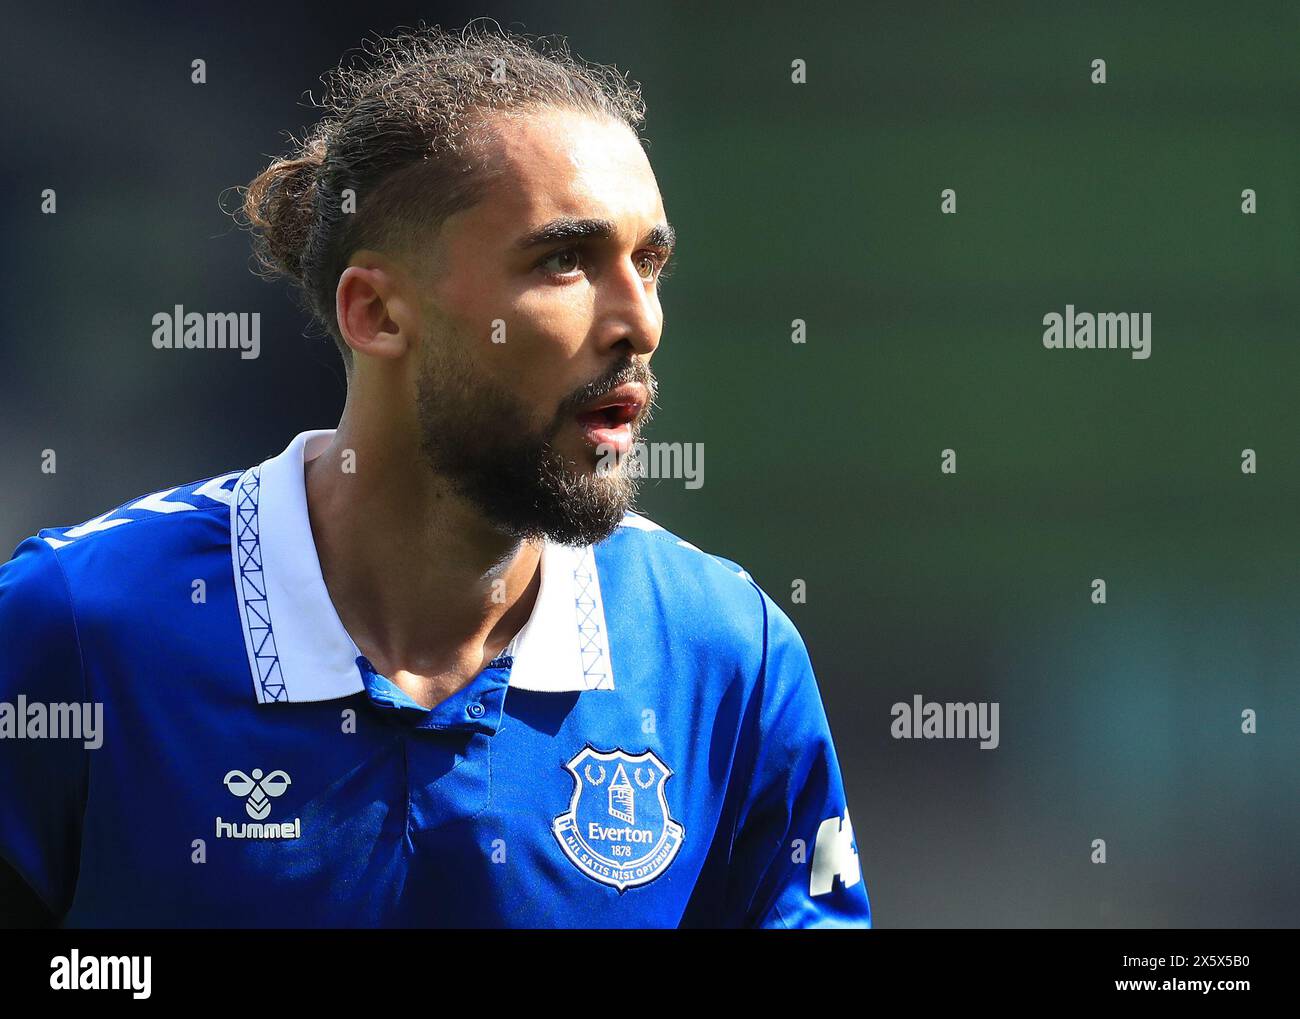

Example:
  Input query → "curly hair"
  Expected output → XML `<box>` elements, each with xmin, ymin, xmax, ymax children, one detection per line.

<box><xmin>233</xmin><ymin>21</ymin><xmax>647</xmax><ymax>371</ymax></box>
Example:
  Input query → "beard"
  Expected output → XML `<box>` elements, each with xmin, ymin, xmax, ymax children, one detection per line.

<box><xmin>415</xmin><ymin>341</ymin><xmax>656</xmax><ymax>547</ymax></box>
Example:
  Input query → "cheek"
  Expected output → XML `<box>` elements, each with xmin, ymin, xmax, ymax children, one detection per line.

<box><xmin>509</xmin><ymin>353</ymin><xmax>578</xmax><ymax>429</ymax></box>
<box><xmin>509</xmin><ymin>298</ymin><xmax>590</xmax><ymax>358</ymax></box>
<box><xmin>472</xmin><ymin>332</ymin><xmax>573</xmax><ymax>434</ymax></box>
<box><xmin>501</xmin><ymin>296</ymin><xmax>590</xmax><ymax>382</ymax></box>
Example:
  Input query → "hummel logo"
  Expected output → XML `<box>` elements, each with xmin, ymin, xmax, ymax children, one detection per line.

<box><xmin>223</xmin><ymin>768</ymin><xmax>290</xmax><ymax>819</ymax></box>
<box><xmin>216</xmin><ymin>768</ymin><xmax>301</xmax><ymax>840</ymax></box>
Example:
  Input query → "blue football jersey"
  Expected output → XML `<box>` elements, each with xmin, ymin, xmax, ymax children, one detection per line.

<box><xmin>0</xmin><ymin>430</ymin><xmax>871</xmax><ymax>927</ymax></box>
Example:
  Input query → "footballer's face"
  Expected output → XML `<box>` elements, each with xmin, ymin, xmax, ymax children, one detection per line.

<box><xmin>412</xmin><ymin>106</ymin><xmax>672</xmax><ymax>546</ymax></box>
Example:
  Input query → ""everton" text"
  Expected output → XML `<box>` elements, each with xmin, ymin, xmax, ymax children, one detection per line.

<box><xmin>588</xmin><ymin>823</ymin><xmax>653</xmax><ymax>843</ymax></box>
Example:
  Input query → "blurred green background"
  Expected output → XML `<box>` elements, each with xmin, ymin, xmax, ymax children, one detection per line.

<box><xmin>2</xmin><ymin>1</ymin><xmax>1296</xmax><ymax>926</ymax></box>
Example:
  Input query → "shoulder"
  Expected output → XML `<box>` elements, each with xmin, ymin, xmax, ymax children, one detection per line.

<box><xmin>607</xmin><ymin>509</ymin><xmax>756</xmax><ymax>581</ymax></box>
<box><xmin>35</xmin><ymin>470</ymin><xmax>243</xmax><ymax>553</ymax></box>
<box><xmin>3</xmin><ymin>469</ymin><xmax>244</xmax><ymax>619</ymax></box>
<box><xmin>597</xmin><ymin>510</ymin><xmax>807</xmax><ymax>669</ymax></box>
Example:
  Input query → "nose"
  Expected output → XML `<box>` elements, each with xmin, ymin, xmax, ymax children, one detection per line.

<box><xmin>594</xmin><ymin>258</ymin><xmax>662</xmax><ymax>358</ymax></box>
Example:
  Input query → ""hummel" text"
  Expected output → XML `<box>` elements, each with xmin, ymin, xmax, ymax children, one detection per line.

<box><xmin>215</xmin><ymin>817</ymin><xmax>302</xmax><ymax>839</ymax></box>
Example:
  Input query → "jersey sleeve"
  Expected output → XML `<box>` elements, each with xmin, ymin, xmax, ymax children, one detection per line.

<box><xmin>0</xmin><ymin>536</ymin><xmax>89</xmax><ymax>918</ymax></box>
<box><xmin>728</xmin><ymin>587</ymin><xmax>871</xmax><ymax>928</ymax></box>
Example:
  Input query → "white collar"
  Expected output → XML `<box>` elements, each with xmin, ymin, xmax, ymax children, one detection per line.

<box><xmin>230</xmin><ymin>429</ymin><xmax>616</xmax><ymax>704</ymax></box>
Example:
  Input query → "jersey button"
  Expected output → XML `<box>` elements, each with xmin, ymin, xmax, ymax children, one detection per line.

<box><xmin>466</xmin><ymin>701</ymin><xmax>486</xmax><ymax>719</ymax></box>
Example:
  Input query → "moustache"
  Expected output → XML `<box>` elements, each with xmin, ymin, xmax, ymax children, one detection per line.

<box><xmin>558</xmin><ymin>359</ymin><xmax>657</xmax><ymax>418</ymax></box>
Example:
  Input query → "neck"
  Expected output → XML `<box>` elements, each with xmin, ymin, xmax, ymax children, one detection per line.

<box><xmin>303</xmin><ymin>409</ymin><xmax>542</xmax><ymax>690</ymax></box>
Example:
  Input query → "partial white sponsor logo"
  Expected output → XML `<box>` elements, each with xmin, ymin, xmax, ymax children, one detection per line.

<box><xmin>811</xmin><ymin>809</ymin><xmax>862</xmax><ymax>897</ymax></box>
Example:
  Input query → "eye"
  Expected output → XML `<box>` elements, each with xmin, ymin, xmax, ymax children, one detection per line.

<box><xmin>635</xmin><ymin>251</ymin><xmax>668</xmax><ymax>282</ymax></box>
<box><xmin>538</xmin><ymin>248</ymin><xmax>582</xmax><ymax>277</ymax></box>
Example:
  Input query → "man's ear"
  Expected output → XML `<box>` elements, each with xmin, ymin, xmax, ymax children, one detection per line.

<box><xmin>335</xmin><ymin>255</ymin><xmax>419</xmax><ymax>363</ymax></box>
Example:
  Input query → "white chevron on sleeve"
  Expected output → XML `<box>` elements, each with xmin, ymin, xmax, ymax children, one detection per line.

<box><xmin>41</xmin><ymin>474</ymin><xmax>241</xmax><ymax>550</ymax></box>
<box><xmin>127</xmin><ymin>487</ymin><xmax>199</xmax><ymax>514</ymax></box>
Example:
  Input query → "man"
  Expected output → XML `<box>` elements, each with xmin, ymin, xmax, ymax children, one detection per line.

<box><xmin>0</xmin><ymin>24</ymin><xmax>870</xmax><ymax>927</ymax></box>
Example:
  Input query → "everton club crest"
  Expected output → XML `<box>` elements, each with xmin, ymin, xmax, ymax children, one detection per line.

<box><xmin>553</xmin><ymin>745</ymin><xmax>685</xmax><ymax>892</ymax></box>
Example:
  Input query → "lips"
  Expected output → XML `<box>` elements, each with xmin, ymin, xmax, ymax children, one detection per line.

<box><xmin>575</xmin><ymin>383</ymin><xmax>647</xmax><ymax>427</ymax></box>
<box><xmin>575</xmin><ymin>402</ymin><xmax>639</xmax><ymax>428</ymax></box>
<box><xmin>575</xmin><ymin>382</ymin><xmax>648</xmax><ymax>455</ymax></box>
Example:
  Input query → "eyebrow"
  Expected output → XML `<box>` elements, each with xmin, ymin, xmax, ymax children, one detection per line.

<box><xmin>515</xmin><ymin>217</ymin><xmax>676</xmax><ymax>254</ymax></box>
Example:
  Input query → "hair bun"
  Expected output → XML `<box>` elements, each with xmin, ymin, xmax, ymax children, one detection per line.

<box><xmin>241</xmin><ymin>132</ymin><xmax>327</xmax><ymax>285</ymax></box>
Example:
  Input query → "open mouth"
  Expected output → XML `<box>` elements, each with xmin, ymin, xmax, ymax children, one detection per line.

<box><xmin>576</xmin><ymin>402</ymin><xmax>639</xmax><ymax>430</ymax></box>
<box><xmin>574</xmin><ymin>384</ymin><xmax>647</xmax><ymax>455</ymax></box>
